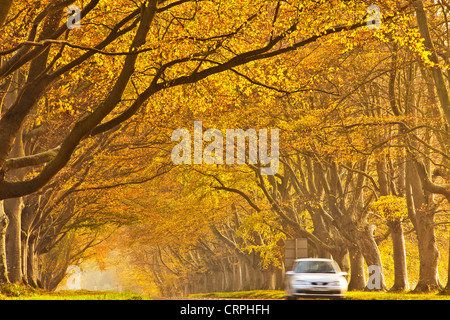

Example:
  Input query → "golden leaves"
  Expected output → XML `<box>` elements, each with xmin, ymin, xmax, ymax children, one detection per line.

<box><xmin>370</xmin><ymin>195</ymin><xmax>408</xmax><ymax>222</ymax></box>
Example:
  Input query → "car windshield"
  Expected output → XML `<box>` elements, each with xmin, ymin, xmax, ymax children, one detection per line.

<box><xmin>294</xmin><ymin>261</ymin><xmax>337</xmax><ymax>273</ymax></box>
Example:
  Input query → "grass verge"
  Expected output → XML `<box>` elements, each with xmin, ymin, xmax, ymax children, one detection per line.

<box><xmin>0</xmin><ymin>283</ymin><xmax>149</xmax><ymax>300</ymax></box>
<box><xmin>189</xmin><ymin>290</ymin><xmax>285</xmax><ymax>300</ymax></box>
<box><xmin>188</xmin><ymin>290</ymin><xmax>450</xmax><ymax>300</ymax></box>
<box><xmin>3</xmin><ymin>284</ymin><xmax>450</xmax><ymax>300</ymax></box>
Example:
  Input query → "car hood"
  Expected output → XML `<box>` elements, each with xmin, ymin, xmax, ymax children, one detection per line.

<box><xmin>290</xmin><ymin>273</ymin><xmax>345</xmax><ymax>281</ymax></box>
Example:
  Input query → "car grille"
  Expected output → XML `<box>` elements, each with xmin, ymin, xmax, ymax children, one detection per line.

<box><xmin>296</xmin><ymin>289</ymin><xmax>341</xmax><ymax>295</ymax></box>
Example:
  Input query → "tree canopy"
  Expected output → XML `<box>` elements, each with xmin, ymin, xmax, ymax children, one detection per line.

<box><xmin>0</xmin><ymin>0</ymin><xmax>450</xmax><ymax>295</ymax></box>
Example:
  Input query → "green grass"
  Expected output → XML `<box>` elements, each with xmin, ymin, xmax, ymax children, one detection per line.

<box><xmin>0</xmin><ymin>283</ymin><xmax>150</xmax><ymax>300</ymax></box>
<box><xmin>10</xmin><ymin>290</ymin><xmax>150</xmax><ymax>300</ymax></box>
<box><xmin>189</xmin><ymin>290</ymin><xmax>286</xmax><ymax>300</ymax></box>
<box><xmin>3</xmin><ymin>284</ymin><xmax>450</xmax><ymax>300</ymax></box>
<box><xmin>188</xmin><ymin>290</ymin><xmax>450</xmax><ymax>300</ymax></box>
<box><xmin>346</xmin><ymin>291</ymin><xmax>450</xmax><ymax>300</ymax></box>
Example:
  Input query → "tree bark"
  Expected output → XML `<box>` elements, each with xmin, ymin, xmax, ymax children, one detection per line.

<box><xmin>4</xmin><ymin>196</ymin><xmax>24</xmax><ymax>283</ymax></box>
<box><xmin>406</xmin><ymin>158</ymin><xmax>441</xmax><ymax>292</ymax></box>
<box><xmin>446</xmin><ymin>227</ymin><xmax>450</xmax><ymax>292</ymax></box>
<box><xmin>359</xmin><ymin>226</ymin><xmax>387</xmax><ymax>291</ymax></box>
<box><xmin>4</xmin><ymin>110</ymin><xmax>26</xmax><ymax>284</ymax></box>
<box><xmin>0</xmin><ymin>201</ymin><xmax>8</xmax><ymax>283</ymax></box>
<box><xmin>347</xmin><ymin>245</ymin><xmax>365</xmax><ymax>291</ymax></box>
<box><xmin>26</xmin><ymin>236</ymin><xmax>39</xmax><ymax>288</ymax></box>
<box><xmin>414</xmin><ymin>211</ymin><xmax>441</xmax><ymax>292</ymax></box>
<box><xmin>377</xmin><ymin>158</ymin><xmax>409</xmax><ymax>291</ymax></box>
<box><xmin>1</xmin><ymin>65</ymin><xmax>26</xmax><ymax>284</ymax></box>
<box><xmin>0</xmin><ymin>0</ymin><xmax>13</xmax><ymax>28</ymax></box>
<box><xmin>388</xmin><ymin>220</ymin><xmax>409</xmax><ymax>291</ymax></box>
<box><xmin>4</xmin><ymin>147</ymin><xmax>61</xmax><ymax>172</ymax></box>
<box><xmin>413</xmin><ymin>0</ymin><xmax>450</xmax><ymax>126</ymax></box>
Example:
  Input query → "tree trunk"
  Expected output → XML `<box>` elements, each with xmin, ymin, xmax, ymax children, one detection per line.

<box><xmin>414</xmin><ymin>212</ymin><xmax>441</xmax><ymax>292</ymax></box>
<box><xmin>4</xmin><ymin>124</ymin><xmax>25</xmax><ymax>284</ymax></box>
<box><xmin>347</xmin><ymin>245</ymin><xmax>365</xmax><ymax>291</ymax></box>
<box><xmin>359</xmin><ymin>226</ymin><xmax>387</xmax><ymax>291</ymax></box>
<box><xmin>377</xmin><ymin>157</ymin><xmax>409</xmax><ymax>291</ymax></box>
<box><xmin>406</xmin><ymin>158</ymin><xmax>441</xmax><ymax>292</ymax></box>
<box><xmin>330</xmin><ymin>244</ymin><xmax>350</xmax><ymax>274</ymax></box>
<box><xmin>26</xmin><ymin>236</ymin><xmax>39</xmax><ymax>288</ymax></box>
<box><xmin>446</xmin><ymin>226</ymin><xmax>450</xmax><ymax>293</ymax></box>
<box><xmin>4</xmin><ymin>197</ymin><xmax>23</xmax><ymax>283</ymax></box>
<box><xmin>388</xmin><ymin>220</ymin><xmax>409</xmax><ymax>291</ymax></box>
<box><xmin>21</xmin><ymin>233</ymin><xmax>29</xmax><ymax>285</ymax></box>
<box><xmin>0</xmin><ymin>0</ymin><xmax>13</xmax><ymax>28</ymax></box>
<box><xmin>276</xmin><ymin>266</ymin><xmax>284</xmax><ymax>290</ymax></box>
<box><xmin>0</xmin><ymin>201</ymin><xmax>9</xmax><ymax>283</ymax></box>
<box><xmin>413</xmin><ymin>0</ymin><xmax>450</xmax><ymax>126</ymax></box>
<box><xmin>1</xmin><ymin>68</ymin><xmax>24</xmax><ymax>284</ymax></box>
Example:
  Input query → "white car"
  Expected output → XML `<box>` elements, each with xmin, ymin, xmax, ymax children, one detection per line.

<box><xmin>285</xmin><ymin>258</ymin><xmax>348</xmax><ymax>299</ymax></box>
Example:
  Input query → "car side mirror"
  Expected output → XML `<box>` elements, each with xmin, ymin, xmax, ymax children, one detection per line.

<box><xmin>339</xmin><ymin>272</ymin><xmax>348</xmax><ymax>277</ymax></box>
<box><xmin>286</xmin><ymin>271</ymin><xmax>295</xmax><ymax>276</ymax></box>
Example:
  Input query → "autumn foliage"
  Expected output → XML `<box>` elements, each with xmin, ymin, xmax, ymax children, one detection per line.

<box><xmin>0</xmin><ymin>0</ymin><xmax>449</xmax><ymax>296</ymax></box>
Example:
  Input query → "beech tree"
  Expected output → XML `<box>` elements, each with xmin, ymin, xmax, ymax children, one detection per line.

<box><xmin>4</xmin><ymin>0</ymin><xmax>447</xmax><ymax>296</ymax></box>
<box><xmin>1</xmin><ymin>0</ymin><xmax>403</xmax><ymax>284</ymax></box>
<box><xmin>113</xmin><ymin>0</ymin><xmax>450</xmax><ymax>294</ymax></box>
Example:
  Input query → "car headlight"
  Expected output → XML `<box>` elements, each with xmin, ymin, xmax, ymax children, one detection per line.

<box><xmin>295</xmin><ymin>280</ymin><xmax>309</xmax><ymax>285</ymax></box>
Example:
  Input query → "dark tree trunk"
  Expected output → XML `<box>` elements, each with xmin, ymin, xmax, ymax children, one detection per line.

<box><xmin>26</xmin><ymin>237</ymin><xmax>39</xmax><ymax>288</ymax></box>
<box><xmin>347</xmin><ymin>245</ymin><xmax>365</xmax><ymax>291</ymax></box>
<box><xmin>0</xmin><ymin>0</ymin><xmax>13</xmax><ymax>28</ymax></box>
<box><xmin>446</xmin><ymin>227</ymin><xmax>450</xmax><ymax>293</ymax></box>
<box><xmin>0</xmin><ymin>202</ymin><xmax>8</xmax><ymax>284</ymax></box>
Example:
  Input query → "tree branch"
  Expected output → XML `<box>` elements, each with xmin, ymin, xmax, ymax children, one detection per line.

<box><xmin>213</xmin><ymin>185</ymin><xmax>262</xmax><ymax>213</ymax></box>
<box><xmin>414</xmin><ymin>159</ymin><xmax>450</xmax><ymax>202</ymax></box>
<box><xmin>3</xmin><ymin>146</ymin><xmax>61</xmax><ymax>172</ymax></box>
